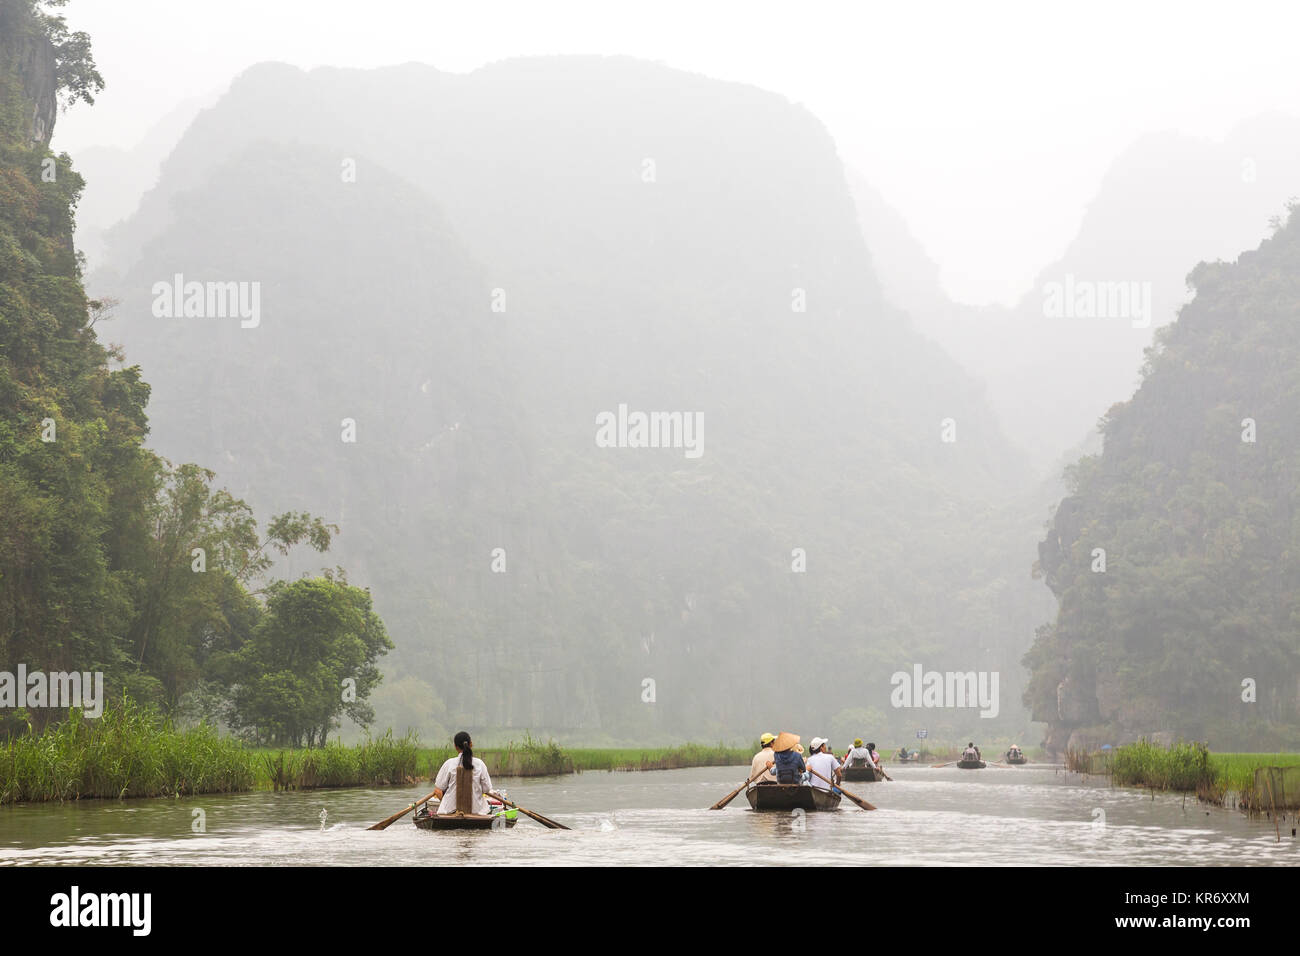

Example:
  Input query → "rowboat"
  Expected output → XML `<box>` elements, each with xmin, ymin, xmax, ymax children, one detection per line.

<box><xmin>746</xmin><ymin>783</ymin><xmax>841</xmax><ymax>811</ymax></box>
<box><xmin>1005</xmin><ymin>753</ymin><xmax>1027</xmax><ymax>765</ymax></box>
<box><xmin>896</xmin><ymin>751</ymin><xmax>920</xmax><ymax>763</ymax></box>
<box><xmin>842</xmin><ymin>764</ymin><xmax>884</xmax><ymax>782</ymax></box>
<box><xmin>413</xmin><ymin>805</ymin><xmax>518</xmax><ymax>831</ymax></box>
<box><xmin>956</xmin><ymin>759</ymin><xmax>986</xmax><ymax>769</ymax></box>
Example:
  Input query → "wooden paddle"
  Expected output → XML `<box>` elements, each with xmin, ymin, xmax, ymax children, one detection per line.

<box><xmin>368</xmin><ymin>788</ymin><xmax>439</xmax><ymax>830</ymax></box>
<box><xmin>807</xmin><ymin>767</ymin><xmax>876</xmax><ymax>811</ymax></box>
<box><xmin>487</xmin><ymin>791</ymin><xmax>570</xmax><ymax>830</ymax></box>
<box><xmin>709</xmin><ymin>766</ymin><xmax>772</xmax><ymax>810</ymax></box>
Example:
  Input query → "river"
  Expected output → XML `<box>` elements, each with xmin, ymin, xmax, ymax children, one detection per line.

<box><xmin>1</xmin><ymin>764</ymin><xmax>1294</xmax><ymax>866</ymax></box>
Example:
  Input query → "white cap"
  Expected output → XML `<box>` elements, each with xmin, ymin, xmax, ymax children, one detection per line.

<box><xmin>810</xmin><ymin>737</ymin><xmax>827</xmax><ymax>750</ymax></box>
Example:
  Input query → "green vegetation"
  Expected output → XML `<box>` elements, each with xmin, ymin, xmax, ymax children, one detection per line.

<box><xmin>1209</xmin><ymin>752</ymin><xmax>1300</xmax><ymax>792</ymax></box>
<box><xmin>417</xmin><ymin>740</ymin><xmax>750</xmax><ymax>778</ymax></box>
<box><xmin>1</xmin><ymin>704</ymin><xmax>421</xmax><ymax>801</ymax></box>
<box><xmin>1026</xmin><ymin>204</ymin><xmax>1300</xmax><ymax>750</ymax></box>
<box><xmin>1065</xmin><ymin>741</ymin><xmax>1300</xmax><ymax>810</ymax></box>
<box><xmin>0</xmin><ymin>0</ymin><xmax>390</xmax><ymax>745</ymax></box>
<box><xmin>1111</xmin><ymin>740</ymin><xmax>1211</xmax><ymax>791</ymax></box>
<box><xmin>0</xmin><ymin>701</ymin><xmax>254</xmax><ymax>803</ymax></box>
<box><xmin>563</xmin><ymin>742</ymin><xmax>749</xmax><ymax>772</ymax></box>
<box><xmin>256</xmin><ymin>730</ymin><xmax>419</xmax><ymax>791</ymax></box>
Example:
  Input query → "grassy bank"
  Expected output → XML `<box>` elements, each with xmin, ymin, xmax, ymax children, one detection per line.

<box><xmin>254</xmin><ymin>730</ymin><xmax>421</xmax><ymax>791</ymax></box>
<box><xmin>418</xmin><ymin>739</ymin><xmax>751</xmax><ymax>777</ymax></box>
<box><xmin>1</xmin><ymin>703</ymin><xmax>255</xmax><ymax>803</ymax></box>
<box><xmin>2</xmin><ymin>705</ymin><xmax>423</xmax><ymax>802</ymax></box>
<box><xmin>1066</xmin><ymin>740</ymin><xmax>1300</xmax><ymax>809</ymax></box>
<box><xmin>3</xmin><ymin>707</ymin><xmax>811</xmax><ymax>803</ymax></box>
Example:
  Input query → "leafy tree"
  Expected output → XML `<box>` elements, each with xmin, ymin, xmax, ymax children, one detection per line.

<box><xmin>225</xmin><ymin>576</ymin><xmax>392</xmax><ymax>746</ymax></box>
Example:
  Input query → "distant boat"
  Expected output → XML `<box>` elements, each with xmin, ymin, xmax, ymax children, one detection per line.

<box><xmin>746</xmin><ymin>784</ymin><xmax>842</xmax><ymax>812</ymax></box>
<box><xmin>896</xmin><ymin>750</ymin><xmax>920</xmax><ymax>763</ymax></box>
<box><xmin>842</xmin><ymin>763</ymin><xmax>885</xmax><ymax>782</ymax></box>
<box><xmin>1005</xmin><ymin>751</ymin><xmax>1027</xmax><ymax>765</ymax></box>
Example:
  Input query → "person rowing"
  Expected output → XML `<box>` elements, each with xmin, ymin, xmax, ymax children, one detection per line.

<box><xmin>842</xmin><ymin>737</ymin><xmax>872</xmax><ymax>770</ymax></box>
<box><xmin>867</xmin><ymin>741</ymin><xmax>883</xmax><ymax>770</ymax></box>
<box><xmin>749</xmin><ymin>732</ymin><xmax>778</xmax><ymax>786</ymax></box>
<box><xmin>806</xmin><ymin>737</ymin><xmax>841</xmax><ymax>791</ymax></box>
<box><xmin>771</xmin><ymin>732</ymin><xmax>805</xmax><ymax>783</ymax></box>
<box><xmin>431</xmin><ymin>731</ymin><xmax>494</xmax><ymax>816</ymax></box>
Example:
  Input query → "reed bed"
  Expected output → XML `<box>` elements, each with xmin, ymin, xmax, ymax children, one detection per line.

<box><xmin>258</xmin><ymin>730</ymin><xmax>421</xmax><ymax>790</ymax></box>
<box><xmin>569</xmin><ymin>742</ymin><xmax>749</xmax><ymax>772</ymax></box>
<box><xmin>1</xmin><ymin>702</ymin><xmax>255</xmax><ymax>803</ymax></box>
<box><xmin>1110</xmin><ymin>740</ymin><xmax>1211</xmax><ymax>791</ymax></box>
<box><xmin>419</xmin><ymin>739</ymin><xmax>751</xmax><ymax>778</ymax></box>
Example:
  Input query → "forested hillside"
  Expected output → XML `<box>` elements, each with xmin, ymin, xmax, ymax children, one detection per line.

<box><xmin>1026</xmin><ymin>207</ymin><xmax>1300</xmax><ymax>751</ymax></box>
<box><xmin>0</xmin><ymin>0</ymin><xmax>387</xmax><ymax>743</ymax></box>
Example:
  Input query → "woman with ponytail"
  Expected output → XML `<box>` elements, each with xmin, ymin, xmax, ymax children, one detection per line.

<box><xmin>432</xmin><ymin>731</ymin><xmax>494</xmax><ymax>816</ymax></box>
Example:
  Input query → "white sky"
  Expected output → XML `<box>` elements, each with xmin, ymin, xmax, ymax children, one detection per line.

<box><xmin>50</xmin><ymin>0</ymin><xmax>1300</xmax><ymax>305</ymax></box>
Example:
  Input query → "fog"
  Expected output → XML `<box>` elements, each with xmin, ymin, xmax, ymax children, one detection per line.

<box><xmin>11</xmin><ymin>0</ymin><xmax>1300</xmax><ymax>752</ymax></box>
<box><xmin>56</xmin><ymin>0</ymin><xmax>1300</xmax><ymax>305</ymax></box>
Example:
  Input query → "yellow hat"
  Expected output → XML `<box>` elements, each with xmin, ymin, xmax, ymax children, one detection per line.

<box><xmin>854</xmin><ymin>738</ymin><xmax>863</xmax><ymax>747</ymax></box>
<box><xmin>760</xmin><ymin>732</ymin><xmax>776</xmax><ymax>745</ymax></box>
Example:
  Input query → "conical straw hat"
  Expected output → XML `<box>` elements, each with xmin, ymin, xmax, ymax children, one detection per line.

<box><xmin>772</xmin><ymin>731</ymin><xmax>800</xmax><ymax>752</ymax></box>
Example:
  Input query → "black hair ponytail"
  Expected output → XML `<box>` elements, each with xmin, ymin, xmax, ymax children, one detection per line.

<box><xmin>454</xmin><ymin>730</ymin><xmax>473</xmax><ymax>769</ymax></box>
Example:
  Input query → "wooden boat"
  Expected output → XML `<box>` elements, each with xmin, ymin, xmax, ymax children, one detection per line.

<box><xmin>842</xmin><ymin>764</ymin><xmax>884</xmax><ymax>782</ymax></box>
<box><xmin>896</xmin><ymin>751</ymin><xmax>920</xmax><ymax>763</ymax></box>
<box><xmin>746</xmin><ymin>783</ymin><xmax>841</xmax><ymax>812</ymax></box>
<box><xmin>413</xmin><ymin>805</ymin><xmax>517</xmax><ymax>831</ymax></box>
<box><xmin>1005</xmin><ymin>752</ymin><xmax>1027</xmax><ymax>765</ymax></box>
<box><xmin>956</xmin><ymin>758</ymin><xmax>986</xmax><ymax>769</ymax></box>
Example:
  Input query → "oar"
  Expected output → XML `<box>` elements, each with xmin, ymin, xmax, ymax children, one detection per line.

<box><xmin>487</xmin><ymin>791</ymin><xmax>570</xmax><ymax>830</ymax></box>
<box><xmin>709</xmin><ymin>766</ymin><xmax>771</xmax><ymax>810</ymax></box>
<box><xmin>807</xmin><ymin>767</ymin><xmax>876</xmax><ymax>811</ymax></box>
<box><xmin>368</xmin><ymin>788</ymin><xmax>439</xmax><ymax>830</ymax></box>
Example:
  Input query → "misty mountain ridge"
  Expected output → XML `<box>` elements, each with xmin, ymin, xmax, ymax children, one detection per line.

<box><xmin>89</xmin><ymin>56</ymin><xmax>1049</xmax><ymax>743</ymax></box>
<box><xmin>855</xmin><ymin>113</ymin><xmax>1300</xmax><ymax>474</ymax></box>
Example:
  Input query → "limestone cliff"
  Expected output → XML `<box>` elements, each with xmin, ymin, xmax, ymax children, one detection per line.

<box><xmin>0</xmin><ymin>0</ymin><xmax>58</xmax><ymax>147</ymax></box>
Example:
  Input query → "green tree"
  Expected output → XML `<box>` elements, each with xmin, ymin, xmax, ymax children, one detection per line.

<box><xmin>226</xmin><ymin>576</ymin><xmax>392</xmax><ymax>746</ymax></box>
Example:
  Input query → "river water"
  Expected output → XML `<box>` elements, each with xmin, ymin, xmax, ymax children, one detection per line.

<box><xmin>1</xmin><ymin>764</ymin><xmax>1295</xmax><ymax>866</ymax></box>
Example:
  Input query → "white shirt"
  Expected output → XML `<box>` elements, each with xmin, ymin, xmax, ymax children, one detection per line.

<box><xmin>843</xmin><ymin>746</ymin><xmax>872</xmax><ymax>767</ymax></box>
<box><xmin>807</xmin><ymin>751</ymin><xmax>839</xmax><ymax>790</ymax></box>
<box><xmin>434</xmin><ymin>756</ymin><xmax>494</xmax><ymax>815</ymax></box>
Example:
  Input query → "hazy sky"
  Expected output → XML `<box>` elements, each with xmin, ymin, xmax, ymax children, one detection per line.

<box><xmin>51</xmin><ymin>0</ymin><xmax>1300</xmax><ymax>305</ymax></box>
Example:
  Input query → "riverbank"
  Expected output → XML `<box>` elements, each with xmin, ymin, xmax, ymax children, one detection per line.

<box><xmin>1</xmin><ymin>706</ymin><xmax>756</xmax><ymax>801</ymax></box>
<box><xmin>417</xmin><ymin>740</ymin><xmax>751</xmax><ymax>777</ymax></box>
<box><xmin>1065</xmin><ymin>740</ymin><xmax>1300</xmax><ymax>809</ymax></box>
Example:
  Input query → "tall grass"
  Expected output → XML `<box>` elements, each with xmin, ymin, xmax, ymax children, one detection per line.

<box><xmin>419</xmin><ymin>740</ymin><xmax>752</xmax><ymax>777</ymax></box>
<box><xmin>1110</xmin><ymin>740</ymin><xmax>1212</xmax><ymax>791</ymax></box>
<box><xmin>568</xmin><ymin>742</ymin><xmax>750</xmax><ymax>772</ymax></box>
<box><xmin>1</xmin><ymin>701</ymin><xmax>255</xmax><ymax>803</ymax></box>
<box><xmin>1065</xmin><ymin>747</ymin><xmax>1111</xmax><ymax>774</ymax></box>
<box><xmin>259</xmin><ymin>730</ymin><xmax>422</xmax><ymax>790</ymax></box>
